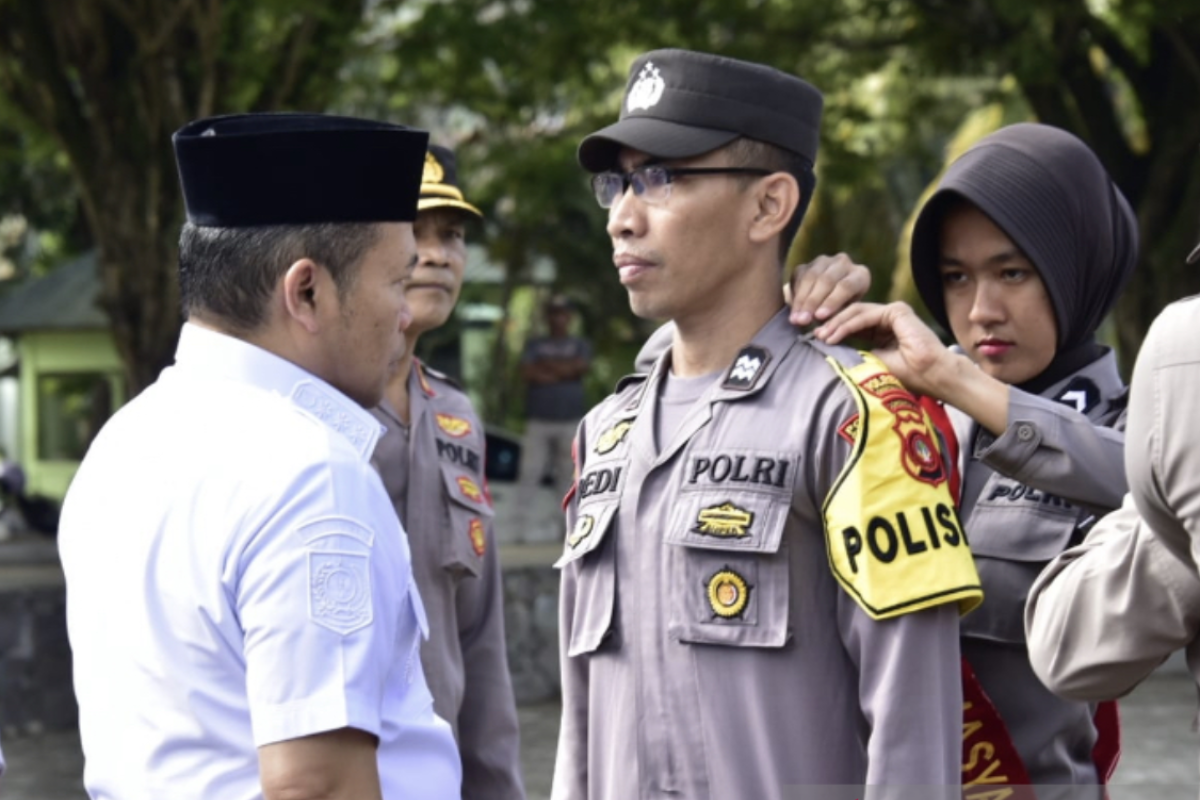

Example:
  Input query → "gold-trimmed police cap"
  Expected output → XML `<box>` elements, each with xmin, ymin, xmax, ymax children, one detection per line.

<box><xmin>420</xmin><ymin>145</ymin><xmax>482</xmax><ymax>219</ymax></box>
<box><xmin>173</xmin><ymin>112</ymin><xmax>429</xmax><ymax>227</ymax></box>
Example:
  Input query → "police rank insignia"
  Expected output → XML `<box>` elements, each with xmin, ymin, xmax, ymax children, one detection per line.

<box><xmin>436</xmin><ymin>413</ymin><xmax>472</xmax><ymax>438</ymax></box>
<box><xmin>694</xmin><ymin>502</ymin><xmax>754</xmax><ymax>538</ymax></box>
<box><xmin>595</xmin><ymin>420</ymin><xmax>634</xmax><ymax>454</ymax></box>
<box><xmin>568</xmin><ymin>515</ymin><xmax>595</xmax><ymax>548</ymax></box>
<box><xmin>706</xmin><ymin>568</ymin><xmax>751</xmax><ymax>619</ymax></box>
<box><xmin>722</xmin><ymin>345</ymin><xmax>771</xmax><ymax>391</ymax></box>
<box><xmin>467</xmin><ymin>518</ymin><xmax>486</xmax><ymax>556</ymax></box>
<box><xmin>456</xmin><ymin>475</ymin><xmax>484</xmax><ymax>503</ymax></box>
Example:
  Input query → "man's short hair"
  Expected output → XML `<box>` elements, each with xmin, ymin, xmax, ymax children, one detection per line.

<box><xmin>725</xmin><ymin>137</ymin><xmax>816</xmax><ymax>262</ymax></box>
<box><xmin>178</xmin><ymin>222</ymin><xmax>382</xmax><ymax>332</ymax></box>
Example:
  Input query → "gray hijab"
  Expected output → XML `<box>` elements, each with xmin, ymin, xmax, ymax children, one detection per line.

<box><xmin>910</xmin><ymin>123</ymin><xmax>1139</xmax><ymax>389</ymax></box>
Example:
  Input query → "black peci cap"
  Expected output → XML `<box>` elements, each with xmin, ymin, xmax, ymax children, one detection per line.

<box><xmin>419</xmin><ymin>145</ymin><xmax>482</xmax><ymax>218</ymax></box>
<box><xmin>173</xmin><ymin>113</ymin><xmax>429</xmax><ymax>227</ymax></box>
<box><xmin>578</xmin><ymin>49</ymin><xmax>823</xmax><ymax>172</ymax></box>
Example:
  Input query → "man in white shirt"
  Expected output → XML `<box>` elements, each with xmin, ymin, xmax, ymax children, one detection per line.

<box><xmin>58</xmin><ymin>113</ymin><xmax>461</xmax><ymax>800</ymax></box>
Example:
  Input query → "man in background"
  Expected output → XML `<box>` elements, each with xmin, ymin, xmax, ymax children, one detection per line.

<box><xmin>514</xmin><ymin>295</ymin><xmax>591</xmax><ymax>540</ymax></box>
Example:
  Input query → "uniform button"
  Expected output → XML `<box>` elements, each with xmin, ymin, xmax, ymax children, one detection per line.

<box><xmin>1016</xmin><ymin>424</ymin><xmax>1035</xmax><ymax>442</ymax></box>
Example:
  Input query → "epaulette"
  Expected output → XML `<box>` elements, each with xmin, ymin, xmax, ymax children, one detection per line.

<box><xmin>414</xmin><ymin>359</ymin><xmax>464</xmax><ymax>396</ymax></box>
<box><xmin>614</xmin><ymin>372</ymin><xmax>649</xmax><ymax>394</ymax></box>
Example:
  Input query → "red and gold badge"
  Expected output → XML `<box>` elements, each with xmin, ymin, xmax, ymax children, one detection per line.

<box><xmin>467</xmin><ymin>518</ymin><xmax>486</xmax><ymax>556</ymax></box>
<box><xmin>456</xmin><ymin>475</ymin><xmax>484</xmax><ymax>503</ymax></box>
<box><xmin>883</xmin><ymin>396</ymin><xmax>946</xmax><ymax>487</ymax></box>
<box><xmin>436</xmin><ymin>413</ymin><xmax>472</xmax><ymax>438</ymax></box>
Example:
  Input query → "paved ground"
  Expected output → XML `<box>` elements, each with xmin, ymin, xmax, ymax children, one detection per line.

<box><xmin>2</xmin><ymin>671</ymin><xmax>1196</xmax><ymax>799</ymax></box>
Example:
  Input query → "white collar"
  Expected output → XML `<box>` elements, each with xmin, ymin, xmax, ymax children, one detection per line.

<box><xmin>172</xmin><ymin>322</ymin><xmax>384</xmax><ymax>460</ymax></box>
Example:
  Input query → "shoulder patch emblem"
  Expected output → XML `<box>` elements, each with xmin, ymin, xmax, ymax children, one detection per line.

<box><xmin>436</xmin><ymin>413</ymin><xmax>472</xmax><ymax>438</ymax></box>
<box><xmin>693</xmin><ymin>502</ymin><xmax>754</xmax><ymax>538</ymax></box>
<box><xmin>858</xmin><ymin>371</ymin><xmax>907</xmax><ymax>399</ymax></box>
<box><xmin>722</xmin><ymin>345</ymin><xmax>771</xmax><ymax>391</ymax></box>
<box><xmin>456</xmin><ymin>475</ymin><xmax>484</xmax><ymax>503</ymax></box>
<box><xmin>467</xmin><ymin>518</ymin><xmax>486</xmax><ymax>556</ymax></box>
<box><xmin>595</xmin><ymin>419</ymin><xmax>634</xmax><ymax>454</ymax></box>
<box><xmin>568</xmin><ymin>514</ymin><xmax>595</xmax><ymax>549</ymax></box>
<box><xmin>706</xmin><ymin>567</ymin><xmax>751</xmax><ymax>619</ymax></box>
<box><xmin>838</xmin><ymin>414</ymin><xmax>861</xmax><ymax>445</ymax></box>
<box><xmin>883</xmin><ymin>396</ymin><xmax>946</xmax><ymax>487</ymax></box>
<box><xmin>308</xmin><ymin>552</ymin><xmax>372</xmax><ymax>634</ymax></box>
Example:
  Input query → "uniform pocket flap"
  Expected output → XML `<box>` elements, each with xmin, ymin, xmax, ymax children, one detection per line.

<box><xmin>663</xmin><ymin>492</ymin><xmax>788</xmax><ymax>554</ymax></box>
<box><xmin>439</xmin><ymin>463</ymin><xmax>494</xmax><ymax>518</ymax></box>
<box><xmin>554</xmin><ymin>502</ymin><xmax>618</xmax><ymax>568</ymax></box>
<box><xmin>969</xmin><ymin>479</ymin><xmax>1082</xmax><ymax>562</ymax></box>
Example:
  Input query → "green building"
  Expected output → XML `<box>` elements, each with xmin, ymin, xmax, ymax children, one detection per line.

<box><xmin>0</xmin><ymin>252</ymin><xmax>126</xmax><ymax>501</ymax></box>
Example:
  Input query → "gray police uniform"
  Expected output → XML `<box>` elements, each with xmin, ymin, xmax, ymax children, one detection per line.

<box><xmin>953</xmin><ymin>349</ymin><xmax>1127</xmax><ymax>789</ymax></box>
<box><xmin>1026</xmin><ymin>297</ymin><xmax>1200</xmax><ymax>775</ymax></box>
<box><xmin>553</xmin><ymin>310</ymin><xmax>976</xmax><ymax>800</ymax></box>
<box><xmin>372</xmin><ymin>361</ymin><xmax>525</xmax><ymax>800</ymax></box>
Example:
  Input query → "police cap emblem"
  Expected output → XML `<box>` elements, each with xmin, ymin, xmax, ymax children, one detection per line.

<box><xmin>626</xmin><ymin>62</ymin><xmax>665</xmax><ymax>112</ymax></box>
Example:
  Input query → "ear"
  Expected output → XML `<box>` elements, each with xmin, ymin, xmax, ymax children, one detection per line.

<box><xmin>747</xmin><ymin>173</ymin><xmax>800</xmax><ymax>246</ymax></box>
<box><xmin>280</xmin><ymin>258</ymin><xmax>326</xmax><ymax>334</ymax></box>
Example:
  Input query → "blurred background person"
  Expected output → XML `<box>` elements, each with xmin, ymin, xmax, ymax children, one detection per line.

<box><xmin>513</xmin><ymin>295</ymin><xmax>591</xmax><ymax>541</ymax></box>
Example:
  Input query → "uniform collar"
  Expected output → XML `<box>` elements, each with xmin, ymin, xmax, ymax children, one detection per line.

<box><xmin>633</xmin><ymin>306</ymin><xmax>799</xmax><ymax>414</ymax></box>
<box><xmin>173</xmin><ymin>322</ymin><xmax>384</xmax><ymax>460</ymax></box>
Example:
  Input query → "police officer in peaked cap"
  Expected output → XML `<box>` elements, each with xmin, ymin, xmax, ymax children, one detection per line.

<box><xmin>370</xmin><ymin>143</ymin><xmax>526</xmax><ymax>800</ymax></box>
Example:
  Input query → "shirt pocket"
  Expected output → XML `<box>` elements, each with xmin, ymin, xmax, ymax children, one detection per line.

<box><xmin>968</xmin><ymin>478</ymin><xmax>1083</xmax><ymax>563</ymax></box>
<box><xmin>439</xmin><ymin>463</ymin><xmax>494</xmax><ymax>579</ymax></box>
<box><xmin>556</xmin><ymin>500</ymin><xmax>620</xmax><ymax>658</ymax></box>
<box><xmin>664</xmin><ymin>491</ymin><xmax>791</xmax><ymax>648</ymax></box>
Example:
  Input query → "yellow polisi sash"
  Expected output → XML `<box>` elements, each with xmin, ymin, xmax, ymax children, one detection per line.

<box><xmin>823</xmin><ymin>353</ymin><xmax>982</xmax><ymax>620</ymax></box>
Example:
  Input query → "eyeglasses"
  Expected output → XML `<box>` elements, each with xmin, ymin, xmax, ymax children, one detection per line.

<box><xmin>590</xmin><ymin>164</ymin><xmax>773</xmax><ymax>209</ymax></box>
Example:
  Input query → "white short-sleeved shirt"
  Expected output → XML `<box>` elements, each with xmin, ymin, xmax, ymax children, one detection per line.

<box><xmin>59</xmin><ymin>323</ymin><xmax>460</xmax><ymax>800</ymax></box>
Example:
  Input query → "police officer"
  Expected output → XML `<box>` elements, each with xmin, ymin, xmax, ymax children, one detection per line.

<box><xmin>371</xmin><ymin>145</ymin><xmax>525</xmax><ymax>799</ymax></box>
<box><xmin>1025</xmin><ymin>241</ymin><xmax>1200</xmax><ymax>738</ymax></box>
<box><xmin>810</xmin><ymin>123</ymin><xmax>1140</xmax><ymax>793</ymax></box>
<box><xmin>59</xmin><ymin>114</ymin><xmax>460</xmax><ymax>800</ymax></box>
<box><xmin>554</xmin><ymin>49</ymin><xmax>981</xmax><ymax>800</ymax></box>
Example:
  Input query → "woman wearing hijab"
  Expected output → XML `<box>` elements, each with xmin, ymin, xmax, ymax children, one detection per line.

<box><xmin>812</xmin><ymin>122</ymin><xmax>1140</xmax><ymax>793</ymax></box>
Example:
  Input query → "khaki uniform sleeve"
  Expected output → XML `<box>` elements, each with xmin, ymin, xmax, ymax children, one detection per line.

<box><xmin>456</xmin><ymin>515</ymin><xmax>527</xmax><ymax>800</ymax></box>
<box><xmin>1026</xmin><ymin>495</ymin><xmax>1200</xmax><ymax>700</ymax></box>
<box><xmin>1125</xmin><ymin>299</ymin><xmax>1200</xmax><ymax>570</ymax></box>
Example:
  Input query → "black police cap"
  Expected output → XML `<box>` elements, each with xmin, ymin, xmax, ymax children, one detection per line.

<box><xmin>578</xmin><ymin>49</ymin><xmax>823</xmax><ymax>172</ymax></box>
<box><xmin>173</xmin><ymin>113</ymin><xmax>429</xmax><ymax>227</ymax></box>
